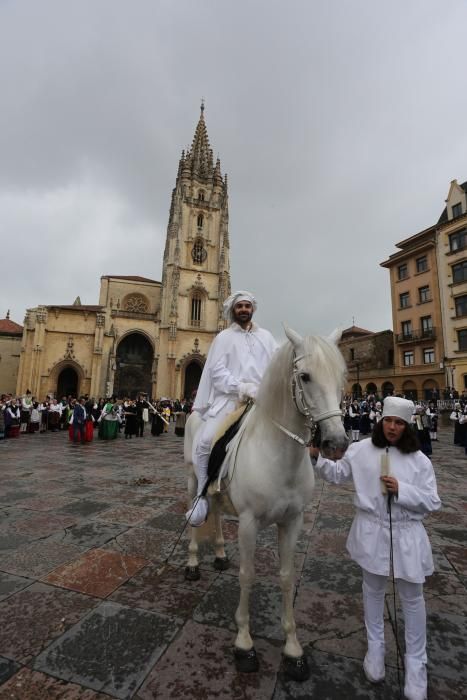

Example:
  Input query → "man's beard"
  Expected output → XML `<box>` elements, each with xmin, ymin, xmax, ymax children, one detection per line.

<box><xmin>233</xmin><ymin>310</ymin><xmax>253</xmax><ymax>325</ymax></box>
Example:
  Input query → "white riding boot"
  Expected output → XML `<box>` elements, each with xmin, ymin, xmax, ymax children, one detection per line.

<box><xmin>185</xmin><ymin>453</ymin><xmax>209</xmax><ymax>527</ymax></box>
<box><xmin>362</xmin><ymin>571</ymin><xmax>386</xmax><ymax>683</ymax></box>
<box><xmin>363</xmin><ymin>641</ymin><xmax>385</xmax><ymax>684</ymax></box>
<box><xmin>404</xmin><ymin>655</ymin><xmax>427</xmax><ymax>700</ymax></box>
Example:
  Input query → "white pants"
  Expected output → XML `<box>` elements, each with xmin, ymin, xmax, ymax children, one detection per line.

<box><xmin>195</xmin><ymin>411</ymin><xmax>232</xmax><ymax>496</ymax></box>
<box><xmin>362</xmin><ymin>569</ymin><xmax>427</xmax><ymax>663</ymax></box>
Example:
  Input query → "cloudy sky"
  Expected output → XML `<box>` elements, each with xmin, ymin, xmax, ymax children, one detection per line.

<box><xmin>1</xmin><ymin>0</ymin><xmax>467</xmax><ymax>340</ymax></box>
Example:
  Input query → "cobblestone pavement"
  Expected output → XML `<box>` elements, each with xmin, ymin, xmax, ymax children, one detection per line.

<box><xmin>0</xmin><ymin>425</ymin><xmax>466</xmax><ymax>699</ymax></box>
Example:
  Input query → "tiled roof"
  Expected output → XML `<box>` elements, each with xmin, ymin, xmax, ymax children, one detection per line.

<box><xmin>341</xmin><ymin>325</ymin><xmax>374</xmax><ymax>338</ymax></box>
<box><xmin>0</xmin><ymin>318</ymin><xmax>23</xmax><ymax>334</ymax></box>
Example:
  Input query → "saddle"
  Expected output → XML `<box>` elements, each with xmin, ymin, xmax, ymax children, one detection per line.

<box><xmin>201</xmin><ymin>402</ymin><xmax>252</xmax><ymax>498</ymax></box>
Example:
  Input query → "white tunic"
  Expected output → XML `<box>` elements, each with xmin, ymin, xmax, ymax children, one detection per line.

<box><xmin>193</xmin><ymin>322</ymin><xmax>278</xmax><ymax>418</ymax></box>
<box><xmin>314</xmin><ymin>439</ymin><xmax>441</xmax><ymax>583</ymax></box>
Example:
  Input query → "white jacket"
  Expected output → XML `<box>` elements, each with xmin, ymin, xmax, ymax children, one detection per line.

<box><xmin>314</xmin><ymin>439</ymin><xmax>441</xmax><ymax>583</ymax></box>
<box><xmin>193</xmin><ymin>322</ymin><xmax>278</xmax><ymax>418</ymax></box>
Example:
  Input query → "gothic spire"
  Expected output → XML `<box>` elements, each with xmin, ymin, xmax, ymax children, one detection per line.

<box><xmin>189</xmin><ymin>103</ymin><xmax>214</xmax><ymax>180</ymax></box>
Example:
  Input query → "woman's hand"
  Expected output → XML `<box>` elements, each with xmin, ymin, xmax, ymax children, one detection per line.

<box><xmin>309</xmin><ymin>446</ymin><xmax>320</xmax><ymax>459</ymax></box>
<box><xmin>381</xmin><ymin>475</ymin><xmax>399</xmax><ymax>495</ymax></box>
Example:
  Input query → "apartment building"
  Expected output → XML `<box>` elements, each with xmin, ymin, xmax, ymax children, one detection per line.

<box><xmin>381</xmin><ymin>179</ymin><xmax>467</xmax><ymax>399</ymax></box>
<box><xmin>381</xmin><ymin>226</ymin><xmax>444</xmax><ymax>400</ymax></box>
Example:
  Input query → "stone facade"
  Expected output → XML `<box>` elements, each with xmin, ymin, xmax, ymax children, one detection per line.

<box><xmin>339</xmin><ymin>326</ymin><xmax>395</xmax><ymax>397</ymax></box>
<box><xmin>0</xmin><ymin>313</ymin><xmax>23</xmax><ymax>395</ymax></box>
<box><xmin>16</xmin><ymin>106</ymin><xmax>231</xmax><ymax>400</ymax></box>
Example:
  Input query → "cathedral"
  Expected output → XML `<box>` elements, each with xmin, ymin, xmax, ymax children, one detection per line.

<box><xmin>16</xmin><ymin>106</ymin><xmax>231</xmax><ymax>400</ymax></box>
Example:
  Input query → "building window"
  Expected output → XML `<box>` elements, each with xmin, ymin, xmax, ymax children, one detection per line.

<box><xmin>350</xmin><ymin>348</ymin><xmax>355</xmax><ymax>361</ymax></box>
<box><xmin>398</xmin><ymin>263</ymin><xmax>408</xmax><ymax>280</ymax></box>
<box><xmin>198</xmin><ymin>190</ymin><xmax>205</xmax><ymax>201</ymax></box>
<box><xmin>457</xmin><ymin>329</ymin><xmax>467</xmax><ymax>351</ymax></box>
<box><xmin>421</xmin><ymin>316</ymin><xmax>433</xmax><ymax>337</ymax></box>
<box><xmin>191</xmin><ymin>294</ymin><xmax>202</xmax><ymax>326</ymax></box>
<box><xmin>449</xmin><ymin>228</ymin><xmax>467</xmax><ymax>252</ymax></box>
<box><xmin>388</xmin><ymin>348</ymin><xmax>394</xmax><ymax>366</ymax></box>
<box><xmin>452</xmin><ymin>202</ymin><xmax>462</xmax><ymax>218</ymax></box>
<box><xmin>419</xmin><ymin>286</ymin><xmax>430</xmax><ymax>303</ymax></box>
<box><xmin>452</xmin><ymin>260</ymin><xmax>467</xmax><ymax>284</ymax></box>
<box><xmin>416</xmin><ymin>256</ymin><xmax>428</xmax><ymax>273</ymax></box>
<box><xmin>197</xmin><ymin>213</ymin><xmax>204</xmax><ymax>228</ymax></box>
<box><xmin>403</xmin><ymin>351</ymin><xmax>414</xmax><ymax>366</ymax></box>
<box><xmin>400</xmin><ymin>292</ymin><xmax>410</xmax><ymax>308</ymax></box>
<box><xmin>401</xmin><ymin>320</ymin><xmax>412</xmax><ymax>339</ymax></box>
<box><xmin>423</xmin><ymin>348</ymin><xmax>435</xmax><ymax>364</ymax></box>
<box><xmin>192</xmin><ymin>239</ymin><xmax>207</xmax><ymax>264</ymax></box>
<box><xmin>455</xmin><ymin>294</ymin><xmax>467</xmax><ymax>317</ymax></box>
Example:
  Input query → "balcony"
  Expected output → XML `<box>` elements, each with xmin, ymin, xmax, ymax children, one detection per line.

<box><xmin>396</xmin><ymin>328</ymin><xmax>437</xmax><ymax>344</ymax></box>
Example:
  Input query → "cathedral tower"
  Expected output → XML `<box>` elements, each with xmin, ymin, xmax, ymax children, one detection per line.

<box><xmin>157</xmin><ymin>104</ymin><xmax>231</xmax><ymax>399</ymax></box>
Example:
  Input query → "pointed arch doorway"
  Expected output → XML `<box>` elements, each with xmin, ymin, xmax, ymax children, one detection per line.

<box><xmin>57</xmin><ymin>367</ymin><xmax>79</xmax><ymax>398</ymax></box>
<box><xmin>184</xmin><ymin>361</ymin><xmax>203</xmax><ymax>400</ymax></box>
<box><xmin>114</xmin><ymin>333</ymin><xmax>154</xmax><ymax>399</ymax></box>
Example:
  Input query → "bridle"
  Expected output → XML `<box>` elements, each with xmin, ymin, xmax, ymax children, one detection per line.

<box><xmin>272</xmin><ymin>351</ymin><xmax>342</xmax><ymax>447</ymax></box>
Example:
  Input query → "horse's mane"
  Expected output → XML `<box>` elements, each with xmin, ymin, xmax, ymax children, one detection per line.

<box><xmin>256</xmin><ymin>335</ymin><xmax>347</xmax><ymax>425</ymax></box>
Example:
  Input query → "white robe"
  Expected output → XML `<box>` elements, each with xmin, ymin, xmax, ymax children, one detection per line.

<box><xmin>314</xmin><ymin>439</ymin><xmax>441</xmax><ymax>583</ymax></box>
<box><xmin>193</xmin><ymin>322</ymin><xmax>278</xmax><ymax>418</ymax></box>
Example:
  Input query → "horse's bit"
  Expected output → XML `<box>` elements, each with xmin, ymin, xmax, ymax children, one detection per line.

<box><xmin>272</xmin><ymin>351</ymin><xmax>342</xmax><ymax>447</ymax></box>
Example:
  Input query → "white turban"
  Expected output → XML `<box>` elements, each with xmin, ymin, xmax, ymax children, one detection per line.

<box><xmin>223</xmin><ymin>290</ymin><xmax>257</xmax><ymax>321</ymax></box>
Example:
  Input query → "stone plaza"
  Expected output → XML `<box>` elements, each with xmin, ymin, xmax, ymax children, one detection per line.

<box><xmin>0</xmin><ymin>426</ymin><xmax>466</xmax><ymax>699</ymax></box>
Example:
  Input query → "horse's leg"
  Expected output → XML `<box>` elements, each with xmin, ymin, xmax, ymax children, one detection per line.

<box><xmin>278</xmin><ymin>514</ymin><xmax>310</xmax><ymax>681</ymax></box>
<box><xmin>233</xmin><ymin>513</ymin><xmax>259</xmax><ymax>672</ymax></box>
<box><xmin>185</xmin><ymin>466</ymin><xmax>201</xmax><ymax>581</ymax></box>
<box><xmin>212</xmin><ymin>497</ymin><xmax>229</xmax><ymax>570</ymax></box>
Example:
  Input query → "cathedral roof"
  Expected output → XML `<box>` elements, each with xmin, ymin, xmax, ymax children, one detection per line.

<box><xmin>46</xmin><ymin>305</ymin><xmax>104</xmax><ymax>312</ymax></box>
<box><xmin>179</xmin><ymin>103</ymin><xmax>226</xmax><ymax>184</ymax></box>
<box><xmin>102</xmin><ymin>275</ymin><xmax>161</xmax><ymax>284</ymax></box>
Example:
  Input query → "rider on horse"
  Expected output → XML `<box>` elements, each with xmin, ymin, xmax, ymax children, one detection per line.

<box><xmin>185</xmin><ymin>290</ymin><xmax>278</xmax><ymax>526</ymax></box>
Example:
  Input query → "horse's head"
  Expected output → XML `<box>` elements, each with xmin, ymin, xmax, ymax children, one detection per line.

<box><xmin>284</xmin><ymin>326</ymin><xmax>349</xmax><ymax>459</ymax></box>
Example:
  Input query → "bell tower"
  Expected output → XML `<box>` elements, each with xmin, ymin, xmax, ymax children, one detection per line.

<box><xmin>157</xmin><ymin>103</ymin><xmax>231</xmax><ymax>398</ymax></box>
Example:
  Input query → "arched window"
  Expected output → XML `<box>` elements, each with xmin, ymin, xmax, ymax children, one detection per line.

<box><xmin>192</xmin><ymin>238</ymin><xmax>207</xmax><ymax>265</ymax></box>
<box><xmin>191</xmin><ymin>293</ymin><xmax>202</xmax><ymax>327</ymax></box>
<box><xmin>197</xmin><ymin>213</ymin><xmax>204</xmax><ymax>229</ymax></box>
<box><xmin>198</xmin><ymin>190</ymin><xmax>205</xmax><ymax>201</ymax></box>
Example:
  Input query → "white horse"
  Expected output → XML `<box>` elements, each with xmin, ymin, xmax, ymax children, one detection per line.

<box><xmin>184</xmin><ymin>327</ymin><xmax>349</xmax><ymax>680</ymax></box>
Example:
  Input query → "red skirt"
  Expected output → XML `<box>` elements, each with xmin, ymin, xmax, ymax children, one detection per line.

<box><xmin>7</xmin><ymin>425</ymin><xmax>20</xmax><ymax>438</ymax></box>
<box><xmin>85</xmin><ymin>421</ymin><xmax>94</xmax><ymax>442</ymax></box>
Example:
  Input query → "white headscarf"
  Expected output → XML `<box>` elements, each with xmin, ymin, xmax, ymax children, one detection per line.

<box><xmin>223</xmin><ymin>290</ymin><xmax>257</xmax><ymax>321</ymax></box>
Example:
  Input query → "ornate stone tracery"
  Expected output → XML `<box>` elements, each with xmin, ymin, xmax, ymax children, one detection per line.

<box><xmin>124</xmin><ymin>294</ymin><xmax>149</xmax><ymax>314</ymax></box>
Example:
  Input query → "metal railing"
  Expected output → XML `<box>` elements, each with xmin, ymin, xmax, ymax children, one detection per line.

<box><xmin>396</xmin><ymin>328</ymin><xmax>436</xmax><ymax>343</ymax></box>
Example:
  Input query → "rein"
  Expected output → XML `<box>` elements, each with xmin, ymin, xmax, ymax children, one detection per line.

<box><xmin>272</xmin><ymin>351</ymin><xmax>342</xmax><ymax>447</ymax></box>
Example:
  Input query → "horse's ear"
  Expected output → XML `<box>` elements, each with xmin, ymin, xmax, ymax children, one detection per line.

<box><xmin>283</xmin><ymin>324</ymin><xmax>303</xmax><ymax>347</ymax></box>
<box><xmin>328</xmin><ymin>327</ymin><xmax>342</xmax><ymax>345</ymax></box>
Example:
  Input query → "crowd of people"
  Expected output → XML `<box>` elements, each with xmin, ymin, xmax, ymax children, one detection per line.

<box><xmin>0</xmin><ymin>391</ymin><xmax>193</xmax><ymax>443</ymax></box>
<box><xmin>341</xmin><ymin>394</ymin><xmax>439</xmax><ymax>457</ymax></box>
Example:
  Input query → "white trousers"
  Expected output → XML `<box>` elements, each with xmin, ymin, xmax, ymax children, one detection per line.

<box><xmin>362</xmin><ymin>569</ymin><xmax>427</xmax><ymax>663</ymax></box>
<box><xmin>195</xmin><ymin>411</ymin><xmax>231</xmax><ymax>496</ymax></box>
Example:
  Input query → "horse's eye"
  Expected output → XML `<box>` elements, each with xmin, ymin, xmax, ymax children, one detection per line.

<box><xmin>300</xmin><ymin>372</ymin><xmax>311</xmax><ymax>383</ymax></box>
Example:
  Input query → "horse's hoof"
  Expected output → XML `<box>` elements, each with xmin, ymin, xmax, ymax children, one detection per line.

<box><xmin>233</xmin><ymin>646</ymin><xmax>259</xmax><ymax>673</ymax></box>
<box><xmin>184</xmin><ymin>565</ymin><xmax>200</xmax><ymax>581</ymax></box>
<box><xmin>213</xmin><ymin>556</ymin><xmax>230</xmax><ymax>571</ymax></box>
<box><xmin>282</xmin><ymin>654</ymin><xmax>310</xmax><ymax>682</ymax></box>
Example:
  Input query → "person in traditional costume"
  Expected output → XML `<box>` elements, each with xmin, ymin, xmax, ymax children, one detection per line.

<box><xmin>28</xmin><ymin>402</ymin><xmax>41</xmax><ymax>433</ymax></box>
<box><xmin>98</xmin><ymin>399</ymin><xmax>119</xmax><ymax>440</ymax></box>
<box><xmin>449</xmin><ymin>402</ymin><xmax>463</xmax><ymax>445</ymax></box>
<box><xmin>48</xmin><ymin>399</ymin><xmax>62</xmax><ymax>432</ymax></box>
<box><xmin>349</xmin><ymin>399</ymin><xmax>361</xmax><ymax>442</ymax></box>
<box><xmin>174</xmin><ymin>409</ymin><xmax>186</xmax><ymax>437</ymax></box>
<box><xmin>310</xmin><ymin>397</ymin><xmax>440</xmax><ymax>700</ymax></box>
<box><xmin>71</xmin><ymin>397</ymin><xmax>87</xmax><ymax>443</ymax></box>
<box><xmin>412</xmin><ymin>405</ymin><xmax>432</xmax><ymax>457</ymax></box>
<box><xmin>124</xmin><ymin>400</ymin><xmax>138</xmax><ymax>439</ymax></box>
<box><xmin>426</xmin><ymin>401</ymin><xmax>438</xmax><ymax>441</ymax></box>
<box><xmin>5</xmin><ymin>401</ymin><xmax>20</xmax><ymax>437</ymax></box>
<box><xmin>186</xmin><ymin>290</ymin><xmax>278</xmax><ymax>527</ymax></box>
<box><xmin>20</xmin><ymin>390</ymin><xmax>33</xmax><ymax>433</ymax></box>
